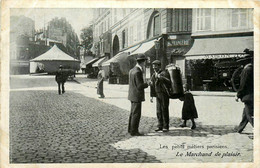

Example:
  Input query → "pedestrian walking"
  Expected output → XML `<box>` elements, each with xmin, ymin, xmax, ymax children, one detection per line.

<box><xmin>128</xmin><ymin>54</ymin><xmax>149</xmax><ymax>136</ymax></box>
<box><xmin>234</xmin><ymin>57</ymin><xmax>254</xmax><ymax>133</ymax></box>
<box><xmin>55</xmin><ymin>65</ymin><xmax>68</xmax><ymax>95</ymax></box>
<box><xmin>179</xmin><ymin>84</ymin><xmax>198</xmax><ymax>129</ymax></box>
<box><xmin>150</xmin><ymin>60</ymin><xmax>171</xmax><ymax>132</ymax></box>
<box><xmin>97</xmin><ymin>66</ymin><xmax>105</xmax><ymax>98</ymax></box>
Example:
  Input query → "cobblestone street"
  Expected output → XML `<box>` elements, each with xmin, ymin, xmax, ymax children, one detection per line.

<box><xmin>9</xmin><ymin>75</ymin><xmax>253</xmax><ymax>163</ymax></box>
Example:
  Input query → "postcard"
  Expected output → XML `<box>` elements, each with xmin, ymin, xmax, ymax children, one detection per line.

<box><xmin>1</xmin><ymin>0</ymin><xmax>259</xmax><ymax>168</ymax></box>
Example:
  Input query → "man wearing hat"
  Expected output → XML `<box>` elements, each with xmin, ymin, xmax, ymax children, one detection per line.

<box><xmin>128</xmin><ymin>54</ymin><xmax>149</xmax><ymax>136</ymax></box>
<box><xmin>150</xmin><ymin>60</ymin><xmax>171</xmax><ymax>132</ymax></box>
<box><xmin>55</xmin><ymin>65</ymin><xmax>68</xmax><ymax>95</ymax></box>
<box><xmin>234</xmin><ymin>54</ymin><xmax>254</xmax><ymax>133</ymax></box>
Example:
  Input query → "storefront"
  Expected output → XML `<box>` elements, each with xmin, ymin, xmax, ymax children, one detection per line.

<box><xmin>166</xmin><ymin>34</ymin><xmax>194</xmax><ymax>79</ymax></box>
<box><xmin>185</xmin><ymin>36</ymin><xmax>253</xmax><ymax>91</ymax></box>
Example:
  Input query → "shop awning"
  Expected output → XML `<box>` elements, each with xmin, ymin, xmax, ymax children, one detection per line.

<box><xmin>85</xmin><ymin>58</ymin><xmax>99</xmax><ymax>66</ymax></box>
<box><xmin>130</xmin><ymin>38</ymin><xmax>159</xmax><ymax>56</ymax></box>
<box><xmin>102</xmin><ymin>45</ymin><xmax>140</xmax><ymax>66</ymax></box>
<box><xmin>185</xmin><ymin>36</ymin><xmax>253</xmax><ymax>60</ymax></box>
<box><xmin>92</xmin><ymin>57</ymin><xmax>108</xmax><ymax>67</ymax></box>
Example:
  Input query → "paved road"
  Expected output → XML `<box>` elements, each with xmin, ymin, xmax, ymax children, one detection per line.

<box><xmin>9</xmin><ymin>74</ymin><xmax>253</xmax><ymax>163</ymax></box>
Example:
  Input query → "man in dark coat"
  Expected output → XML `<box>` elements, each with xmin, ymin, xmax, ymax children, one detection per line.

<box><xmin>234</xmin><ymin>59</ymin><xmax>254</xmax><ymax>133</ymax></box>
<box><xmin>150</xmin><ymin>60</ymin><xmax>171</xmax><ymax>132</ymax></box>
<box><xmin>128</xmin><ymin>54</ymin><xmax>149</xmax><ymax>136</ymax></box>
<box><xmin>55</xmin><ymin>65</ymin><xmax>68</xmax><ymax>95</ymax></box>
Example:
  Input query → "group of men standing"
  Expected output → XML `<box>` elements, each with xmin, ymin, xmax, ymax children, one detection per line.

<box><xmin>127</xmin><ymin>53</ymin><xmax>254</xmax><ymax>136</ymax></box>
<box><xmin>128</xmin><ymin>54</ymin><xmax>173</xmax><ymax>136</ymax></box>
<box><xmin>54</xmin><ymin>52</ymin><xmax>254</xmax><ymax>137</ymax></box>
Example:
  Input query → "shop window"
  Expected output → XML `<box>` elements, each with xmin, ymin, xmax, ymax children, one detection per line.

<box><xmin>231</xmin><ymin>9</ymin><xmax>248</xmax><ymax>28</ymax></box>
<box><xmin>196</xmin><ymin>9</ymin><xmax>212</xmax><ymax>31</ymax></box>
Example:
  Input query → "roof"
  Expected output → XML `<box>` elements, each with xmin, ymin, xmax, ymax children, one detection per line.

<box><xmin>185</xmin><ymin>36</ymin><xmax>253</xmax><ymax>57</ymax></box>
<box><xmin>130</xmin><ymin>38</ymin><xmax>159</xmax><ymax>56</ymax></box>
<box><xmin>102</xmin><ymin>44</ymin><xmax>140</xmax><ymax>66</ymax></box>
<box><xmin>30</xmin><ymin>45</ymin><xmax>80</xmax><ymax>62</ymax></box>
<box><xmin>92</xmin><ymin>57</ymin><xmax>108</xmax><ymax>67</ymax></box>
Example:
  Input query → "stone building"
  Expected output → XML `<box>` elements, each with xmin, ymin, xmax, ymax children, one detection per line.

<box><xmin>185</xmin><ymin>8</ymin><xmax>253</xmax><ymax>91</ymax></box>
<box><xmin>10</xmin><ymin>15</ymin><xmax>35</xmax><ymax>74</ymax></box>
<box><xmin>46</xmin><ymin>17</ymin><xmax>80</xmax><ymax>59</ymax></box>
<box><xmin>92</xmin><ymin>8</ymin><xmax>193</xmax><ymax>83</ymax></box>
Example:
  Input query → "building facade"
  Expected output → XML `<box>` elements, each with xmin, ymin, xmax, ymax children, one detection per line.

<box><xmin>10</xmin><ymin>15</ymin><xmax>35</xmax><ymax>74</ymax></box>
<box><xmin>92</xmin><ymin>8</ymin><xmax>193</xmax><ymax>83</ymax></box>
<box><xmin>185</xmin><ymin>8</ymin><xmax>253</xmax><ymax>91</ymax></box>
<box><xmin>46</xmin><ymin>17</ymin><xmax>80</xmax><ymax>59</ymax></box>
<box><xmin>93</xmin><ymin>8</ymin><xmax>253</xmax><ymax>91</ymax></box>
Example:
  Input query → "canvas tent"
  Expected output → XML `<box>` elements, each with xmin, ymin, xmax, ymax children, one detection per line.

<box><xmin>30</xmin><ymin>45</ymin><xmax>80</xmax><ymax>73</ymax></box>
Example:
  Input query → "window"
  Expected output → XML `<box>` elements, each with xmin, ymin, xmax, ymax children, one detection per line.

<box><xmin>123</xmin><ymin>9</ymin><xmax>126</xmax><ymax>17</ymax></box>
<box><xmin>104</xmin><ymin>21</ymin><xmax>106</xmax><ymax>32</ymax></box>
<box><xmin>196</xmin><ymin>9</ymin><xmax>212</xmax><ymax>31</ymax></box>
<box><xmin>114</xmin><ymin>9</ymin><xmax>117</xmax><ymax>24</ymax></box>
<box><xmin>108</xmin><ymin>18</ymin><xmax>110</xmax><ymax>29</ymax></box>
<box><xmin>129</xmin><ymin>26</ymin><xmax>133</xmax><ymax>45</ymax></box>
<box><xmin>153</xmin><ymin>14</ymin><xmax>160</xmax><ymax>36</ymax></box>
<box><xmin>122</xmin><ymin>30</ymin><xmax>126</xmax><ymax>48</ymax></box>
<box><xmin>137</xmin><ymin>21</ymin><xmax>142</xmax><ymax>41</ymax></box>
<box><xmin>231</xmin><ymin>9</ymin><xmax>248</xmax><ymax>28</ymax></box>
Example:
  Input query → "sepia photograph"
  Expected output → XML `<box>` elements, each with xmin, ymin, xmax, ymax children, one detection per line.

<box><xmin>1</xmin><ymin>0</ymin><xmax>260</xmax><ymax>168</ymax></box>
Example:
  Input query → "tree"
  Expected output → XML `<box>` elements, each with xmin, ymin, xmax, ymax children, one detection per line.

<box><xmin>80</xmin><ymin>25</ymin><xmax>93</xmax><ymax>56</ymax></box>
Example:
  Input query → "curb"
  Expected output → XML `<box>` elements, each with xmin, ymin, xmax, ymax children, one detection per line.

<box><xmin>74</xmin><ymin>78</ymin><xmax>236</xmax><ymax>97</ymax></box>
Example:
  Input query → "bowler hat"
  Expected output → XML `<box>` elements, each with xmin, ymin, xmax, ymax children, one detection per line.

<box><xmin>136</xmin><ymin>54</ymin><xmax>147</xmax><ymax>61</ymax></box>
<box><xmin>152</xmin><ymin>60</ymin><xmax>161</xmax><ymax>65</ymax></box>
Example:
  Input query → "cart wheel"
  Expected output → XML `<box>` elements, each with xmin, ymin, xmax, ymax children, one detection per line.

<box><xmin>231</xmin><ymin>67</ymin><xmax>243</xmax><ymax>92</ymax></box>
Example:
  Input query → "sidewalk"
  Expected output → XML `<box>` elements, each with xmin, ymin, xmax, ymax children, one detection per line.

<box><xmin>71</xmin><ymin>74</ymin><xmax>253</xmax><ymax>163</ymax></box>
<box><xmin>73</xmin><ymin>74</ymin><xmax>244</xmax><ymax>126</ymax></box>
<box><xmin>74</xmin><ymin>74</ymin><xmax>236</xmax><ymax>97</ymax></box>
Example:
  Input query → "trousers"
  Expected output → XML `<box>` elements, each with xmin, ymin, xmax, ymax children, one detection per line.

<box><xmin>237</xmin><ymin>101</ymin><xmax>254</xmax><ymax>132</ymax></box>
<box><xmin>57</xmin><ymin>82</ymin><xmax>65</xmax><ymax>94</ymax></box>
<box><xmin>156</xmin><ymin>93</ymin><xmax>169</xmax><ymax>129</ymax></box>
<box><xmin>128</xmin><ymin>102</ymin><xmax>142</xmax><ymax>134</ymax></box>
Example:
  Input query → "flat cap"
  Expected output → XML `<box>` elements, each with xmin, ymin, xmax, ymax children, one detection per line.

<box><xmin>152</xmin><ymin>60</ymin><xmax>161</xmax><ymax>65</ymax></box>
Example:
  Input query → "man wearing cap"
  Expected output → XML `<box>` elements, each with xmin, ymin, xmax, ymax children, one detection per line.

<box><xmin>55</xmin><ymin>65</ymin><xmax>68</xmax><ymax>95</ymax></box>
<box><xmin>234</xmin><ymin>56</ymin><xmax>254</xmax><ymax>133</ymax></box>
<box><xmin>128</xmin><ymin>54</ymin><xmax>149</xmax><ymax>136</ymax></box>
<box><xmin>150</xmin><ymin>60</ymin><xmax>171</xmax><ymax>132</ymax></box>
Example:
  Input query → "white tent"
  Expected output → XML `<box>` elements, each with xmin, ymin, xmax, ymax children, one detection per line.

<box><xmin>30</xmin><ymin>45</ymin><xmax>80</xmax><ymax>73</ymax></box>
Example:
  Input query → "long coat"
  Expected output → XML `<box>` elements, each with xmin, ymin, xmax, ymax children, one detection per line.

<box><xmin>237</xmin><ymin>63</ymin><xmax>253</xmax><ymax>103</ymax></box>
<box><xmin>97</xmin><ymin>70</ymin><xmax>105</xmax><ymax>95</ymax></box>
<box><xmin>150</xmin><ymin>70</ymin><xmax>171</xmax><ymax>97</ymax></box>
<box><xmin>128</xmin><ymin>66</ymin><xmax>148</xmax><ymax>102</ymax></box>
<box><xmin>55</xmin><ymin>69</ymin><xmax>68</xmax><ymax>83</ymax></box>
<box><xmin>182</xmin><ymin>92</ymin><xmax>198</xmax><ymax>120</ymax></box>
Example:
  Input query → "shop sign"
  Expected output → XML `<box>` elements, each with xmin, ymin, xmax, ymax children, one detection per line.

<box><xmin>204</xmin><ymin>54</ymin><xmax>245</xmax><ymax>59</ymax></box>
<box><xmin>168</xmin><ymin>39</ymin><xmax>191</xmax><ymax>47</ymax></box>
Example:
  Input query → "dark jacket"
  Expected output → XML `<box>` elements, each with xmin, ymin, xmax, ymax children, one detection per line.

<box><xmin>237</xmin><ymin>63</ymin><xmax>253</xmax><ymax>103</ymax></box>
<box><xmin>150</xmin><ymin>70</ymin><xmax>171</xmax><ymax>97</ymax></box>
<box><xmin>128</xmin><ymin>66</ymin><xmax>148</xmax><ymax>102</ymax></box>
<box><xmin>55</xmin><ymin>69</ymin><xmax>68</xmax><ymax>83</ymax></box>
